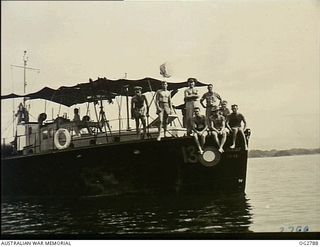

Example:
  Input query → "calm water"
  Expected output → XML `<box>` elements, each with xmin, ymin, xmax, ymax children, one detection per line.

<box><xmin>1</xmin><ymin>154</ymin><xmax>319</xmax><ymax>235</ymax></box>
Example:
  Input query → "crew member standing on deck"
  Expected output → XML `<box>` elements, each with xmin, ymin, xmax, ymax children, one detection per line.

<box><xmin>73</xmin><ymin>108</ymin><xmax>81</xmax><ymax>136</ymax></box>
<box><xmin>200</xmin><ymin>84</ymin><xmax>222</xmax><ymax>125</ymax></box>
<box><xmin>226</xmin><ymin>104</ymin><xmax>248</xmax><ymax>150</ymax></box>
<box><xmin>15</xmin><ymin>102</ymin><xmax>29</xmax><ymax>123</ymax></box>
<box><xmin>155</xmin><ymin>81</ymin><xmax>173</xmax><ymax>141</ymax></box>
<box><xmin>131</xmin><ymin>86</ymin><xmax>149</xmax><ymax>139</ymax></box>
<box><xmin>73</xmin><ymin>108</ymin><xmax>81</xmax><ymax>122</ymax></box>
<box><xmin>184</xmin><ymin>78</ymin><xmax>199</xmax><ymax>135</ymax></box>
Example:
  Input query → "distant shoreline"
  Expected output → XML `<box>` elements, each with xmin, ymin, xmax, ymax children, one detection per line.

<box><xmin>248</xmin><ymin>148</ymin><xmax>320</xmax><ymax>158</ymax></box>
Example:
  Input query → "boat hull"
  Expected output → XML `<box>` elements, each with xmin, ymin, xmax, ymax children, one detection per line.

<box><xmin>1</xmin><ymin>136</ymin><xmax>248</xmax><ymax>197</ymax></box>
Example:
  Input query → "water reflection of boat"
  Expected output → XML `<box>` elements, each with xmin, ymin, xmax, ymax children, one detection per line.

<box><xmin>1</xmin><ymin>77</ymin><xmax>250</xmax><ymax>197</ymax></box>
<box><xmin>1</xmin><ymin>194</ymin><xmax>253</xmax><ymax>234</ymax></box>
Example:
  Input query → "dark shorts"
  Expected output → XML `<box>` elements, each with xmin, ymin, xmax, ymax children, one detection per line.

<box><xmin>133</xmin><ymin>107</ymin><xmax>146</xmax><ymax>119</ymax></box>
<box><xmin>195</xmin><ymin>128</ymin><xmax>205</xmax><ymax>131</ymax></box>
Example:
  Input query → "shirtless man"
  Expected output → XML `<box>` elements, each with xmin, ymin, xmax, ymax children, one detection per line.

<box><xmin>131</xmin><ymin>86</ymin><xmax>149</xmax><ymax>139</ymax></box>
<box><xmin>200</xmin><ymin>84</ymin><xmax>222</xmax><ymax>125</ymax></box>
<box><xmin>226</xmin><ymin>104</ymin><xmax>248</xmax><ymax>150</ymax></box>
<box><xmin>209</xmin><ymin>106</ymin><xmax>227</xmax><ymax>153</ymax></box>
<box><xmin>219</xmin><ymin>100</ymin><xmax>230</xmax><ymax>119</ymax></box>
<box><xmin>191</xmin><ymin>107</ymin><xmax>207</xmax><ymax>154</ymax></box>
<box><xmin>155</xmin><ymin>81</ymin><xmax>173</xmax><ymax>141</ymax></box>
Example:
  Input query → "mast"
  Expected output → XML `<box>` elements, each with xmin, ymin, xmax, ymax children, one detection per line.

<box><xmin>23</xmin><ymin>50</ymin><xmax>27</xmax><ymax>107</ymax></box>
<box><xmin>11</xmin><ymin>51</ymin><xmax>40</xmax><ymax>107</ymax></box>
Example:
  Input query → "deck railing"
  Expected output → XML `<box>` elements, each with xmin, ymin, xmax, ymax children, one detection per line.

<box><xmin>1</xmin><ymin>116</ymin><xmax>251</xmax><ymax>157</ymax></box>
<box><xmin>1</xmin><ymin>120</ymin><xmax>188</xmax><ymax>156</ymax></box>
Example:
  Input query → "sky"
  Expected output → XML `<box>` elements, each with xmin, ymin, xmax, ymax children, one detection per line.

<box><xmin>1</xmin><ymin>0</ymin><xmax>319</xmax><ymax>150</ymax></box>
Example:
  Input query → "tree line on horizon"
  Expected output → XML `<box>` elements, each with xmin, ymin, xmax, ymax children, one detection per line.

<box><xmin>248</xmin><ymin>148</ymin><xmax>320</xmax><ymax>158</ymax></box>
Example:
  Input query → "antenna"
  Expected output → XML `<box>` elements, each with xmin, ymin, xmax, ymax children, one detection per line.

<box><xmin>23</xmin><ymin>50</ymin><xmax>28</xmax><ymax>97</ymax></box>
<box><xmin>11</xmin><ymin>51</ymin><xmax>40</xmax><ymax>107</ymax></box>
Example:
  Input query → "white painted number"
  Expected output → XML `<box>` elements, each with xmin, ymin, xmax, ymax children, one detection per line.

<box><xmin>182</xmin><ymin>146</ymin><xmax>198</xmax><ymax>163</ymax></box>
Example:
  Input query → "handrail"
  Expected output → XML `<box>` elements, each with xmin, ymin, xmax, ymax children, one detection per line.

<box><xmin>1</xmin><ymin>114</ymin><xmax>187</xmax><ymax>155</ymax></box>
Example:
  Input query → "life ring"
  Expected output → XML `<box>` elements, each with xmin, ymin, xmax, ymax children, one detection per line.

<box><xmin>54</xmin><ymin>128</ymin><xmax>71</xmax><ymax>150</ymax></box>
<box><xmin>199</xmin><ymin>146</ymin><xmax>221</xmax><ymax>167</ymax></box>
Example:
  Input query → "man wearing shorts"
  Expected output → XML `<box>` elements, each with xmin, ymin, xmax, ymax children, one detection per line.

<box><xmin>191</xmin><ymin>107</ymin><xmax>208</xmax><ymax>154</ymax></box>
<box><xmin>209</xmin><ymin>106</ymin><xmax>227</xmax><ymax>153</ymax></box>
<box><xmin>226</xmin><ymin>104</ymin><xmax>248</xmax><ymax>150</ymax></box>
<box><xmin>131</xmin><ymin>86</ymin><xmax>149</xmax><ymax>139</ymax></box>
<box><xmin>155</xmin><ymin>81</ymin><xmax>173</xmax><ymax>141</ymax></box>
<box><xmin>219</xmin><ymin>100</ymin><xmax>230</xmax><ymax>118</ymax></box>
<box><xmin>200</xmin><ymin>84</ymin><xmax>222</xmax><ymax>125</ymax></box>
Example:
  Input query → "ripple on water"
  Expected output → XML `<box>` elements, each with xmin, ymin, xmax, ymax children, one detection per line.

<box><xmin>2</xmin><ymin>155</ymin><xmax>319</xmax><ymax>234</ymax></box>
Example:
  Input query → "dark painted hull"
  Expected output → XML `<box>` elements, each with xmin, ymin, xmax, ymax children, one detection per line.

<box><xmin>1</xmin><ymin>136</ymin><xmax>248</xmax><ymax>197</ymax></box>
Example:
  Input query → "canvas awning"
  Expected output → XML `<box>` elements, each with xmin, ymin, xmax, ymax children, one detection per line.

<box><xmin>1</xmin><ymin>77</ymin><xmax>207</xmax><ymax>107</ymax></box>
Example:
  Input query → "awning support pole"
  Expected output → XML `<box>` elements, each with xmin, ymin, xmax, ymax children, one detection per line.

<box><xmin>124</xmin><ymin>85</ymin><xmax>131</xmax><ymax>131</ymax></box>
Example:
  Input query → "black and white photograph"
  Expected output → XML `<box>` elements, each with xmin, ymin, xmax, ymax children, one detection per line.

<box><xmin>1</xmin><ymin>0</ymin><xmax>319</xmax><ymax>240</ymax></box>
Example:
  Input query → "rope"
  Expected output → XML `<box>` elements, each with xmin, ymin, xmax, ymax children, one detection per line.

<box><xmin>10</xmin><ymin>66</ymin><xmax>16</xmax><ymax>137</ymax></box>
<box><xmin>28</xmin><ymin>112</ymin><xmax>37</xmax><ymax>121</ymax></box>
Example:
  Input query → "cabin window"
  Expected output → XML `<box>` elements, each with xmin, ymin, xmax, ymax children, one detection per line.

<box><xmin>42</xmin><ymin>130</ymin><xmax>49</xmax><ymax>140</ymax></box>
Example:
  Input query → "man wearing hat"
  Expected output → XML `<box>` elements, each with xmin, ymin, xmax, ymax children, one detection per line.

<box><xmin>131</xmin><ymin>86</ymin><xmax>149</xmax><ymax>139</ymax></box>
<box><xmin>208</xmin><ymin>105</ymin><xmax>227</xmax><ymax>153</ymax></box>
